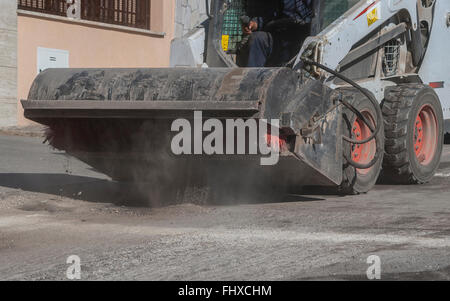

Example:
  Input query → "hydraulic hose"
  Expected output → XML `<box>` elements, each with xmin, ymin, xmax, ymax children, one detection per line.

<box><xmin>298</xmin><ymin>59</ymin><xmax>384</xmax><ymax>170</ymax></box>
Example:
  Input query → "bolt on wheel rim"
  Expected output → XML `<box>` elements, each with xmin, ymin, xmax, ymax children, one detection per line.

<box><xmin>351</xmin><ymin>111</ymin><xmax>377</xmax><ymax>175</ymax></box>
<box><xmin>414</xmin><ymin>104</ymin><xmax>438</xmax><ymax>166</ymax></box>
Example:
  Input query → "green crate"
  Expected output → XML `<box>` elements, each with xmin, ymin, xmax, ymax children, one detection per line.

<box><xmin>222</xmin><ymin>0</ymin><xmax>246</xmax><ymax>52</ymax></box>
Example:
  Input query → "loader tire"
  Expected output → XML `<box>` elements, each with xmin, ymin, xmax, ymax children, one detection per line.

<box><xmin>339</xmin><ymin>87</ymin><xmax>384</xmax><ymax>194</ymax></box>
<box><xmin>381</xmin><ymin>84</ymin><xmax>444</xmax><ymax>184</ymax></box>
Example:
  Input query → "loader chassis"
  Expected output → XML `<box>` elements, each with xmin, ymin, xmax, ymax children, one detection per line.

<box><xmin>22</xmin><ymin>0</ymin><xmax>448</xmax><ymax>198</ymax></box>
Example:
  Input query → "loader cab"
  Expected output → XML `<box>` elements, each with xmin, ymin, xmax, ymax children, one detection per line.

<box><xmin>206</xmin><ymin>0</ymin><xmax>309</xmax><ymax>67</ymax></box>
<box><xmin>206</xmin><ymin>0</ymin><xmax>360</xmax><ymax>68</ymax></box>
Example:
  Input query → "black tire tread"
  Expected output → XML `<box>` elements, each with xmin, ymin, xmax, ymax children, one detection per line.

<box><xmin>381</xmin><ymin>84</ymin><xmax>431</xmax><ymax>184</ymax></box>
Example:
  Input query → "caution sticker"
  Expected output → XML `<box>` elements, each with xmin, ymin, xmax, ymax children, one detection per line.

<box><xmin>221</xmin><ymin>35</ymin><xmax>229</xmax><ymax>52</ymax></box>
<box><xmin>367</xmin><ymin>5</ymin><xmax>380</xmax><ymax>27</ymax></box>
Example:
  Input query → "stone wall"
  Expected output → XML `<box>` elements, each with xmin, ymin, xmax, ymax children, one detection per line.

<box><xmin>174</xmin><ymin>0</ymin><xmax>210</xmax><ymax>38</ymax></box>
<box><xmin>0</xmin><ymin>0</ymin><xmax>17</xmax><ymax>126</ymax></box>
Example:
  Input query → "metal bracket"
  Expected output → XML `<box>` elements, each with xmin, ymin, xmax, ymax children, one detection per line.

<box><xmin>300</xmin><ymin>112</ymin><xmax>323</xmax><ymax>144</ymax></box>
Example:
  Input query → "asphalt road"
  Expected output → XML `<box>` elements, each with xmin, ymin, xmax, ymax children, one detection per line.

<box><xmin>0</xmin><ymin>134</ymin><xmax>449</xmax><ymax>281</ymax></box>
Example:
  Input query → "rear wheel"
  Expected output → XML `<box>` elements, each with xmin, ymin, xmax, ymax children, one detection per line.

<box><xmin>339</xmin><ymin>88</ymin><xmax>384</xmax><ymax>194</ymax></box>
<box><xmin>381</xmin><ymin>84</ymin><xmax>444</xmax><ymax>184</ymax></box>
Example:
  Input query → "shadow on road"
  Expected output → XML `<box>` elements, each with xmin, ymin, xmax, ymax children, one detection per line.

<box><xmin>0</xmin><ymin>173</ymin><xmax>327</xmax><ymax>207</ymax></box>
<box><xmin>0</xmin><ymin>173</ymin><xmax>139</xmax><ymax>206</ymax></box>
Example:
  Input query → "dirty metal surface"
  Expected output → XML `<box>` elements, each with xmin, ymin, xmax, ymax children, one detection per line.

<box><xmin>24</xmin><ymin>67</ymin><xmax>343</xmax><ymax>187</ymax></box>
<box><xmin>28</xmin><ymin>68</ymin><xmax>284</xmax><ymax>103</ymax></box>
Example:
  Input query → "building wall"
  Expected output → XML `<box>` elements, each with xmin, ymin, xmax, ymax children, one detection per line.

<box><xmin>17</xmin><ymin>0</ymin><xmax>175</xmax><ymax>125</ymax></box>
<box><xmin>0</xmin><ymin>0</ymin><xmax>17</xmax><ymax>127</ymax></box>
<box><xmin>174</xmin><ymin>0</ymin><xmax>210</xmax><ymax>38</ymax></box>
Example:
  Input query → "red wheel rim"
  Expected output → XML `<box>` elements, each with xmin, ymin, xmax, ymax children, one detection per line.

<box><xmin>414</xmin><ymin>104</ymin><xmax>438</xmax><ymax>166</ymax></box>
<box><xmin>351</xmin><ymin>111</ymin><xmax>377</xmax><ymax>175</ymax></box>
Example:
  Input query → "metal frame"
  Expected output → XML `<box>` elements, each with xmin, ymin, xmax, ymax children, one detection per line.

<box><xmin>338</xmin><ymin>23</ymin><xmax>407</xmax><ymax>70</ymax></box>
<box><xmin>21</xmin><ymin>100</ymin><xmax>261</xmax><ymax>119</ymax></box>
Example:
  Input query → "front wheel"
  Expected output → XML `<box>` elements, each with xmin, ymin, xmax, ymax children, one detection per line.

<box><xmin>338</xmin><ymin>88</ymin><xmax>385</xmax><ymax>194</ymax></box>
<box><xmin>381</xmin><ymin>84</ymin><xmax>444</xmax><ymax>184</ymax></box>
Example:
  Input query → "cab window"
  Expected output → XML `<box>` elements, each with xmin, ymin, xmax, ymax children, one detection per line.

<box><xmin>321</xmin><ymin>0</ymin><xmax>360</xmax><ymax>29</ymax></box>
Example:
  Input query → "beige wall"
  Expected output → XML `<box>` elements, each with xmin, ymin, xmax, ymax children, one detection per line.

<box><xmin>17</xmin><ymin>0</ymin><xmax>175</xmax><ymax>125</ymax></box>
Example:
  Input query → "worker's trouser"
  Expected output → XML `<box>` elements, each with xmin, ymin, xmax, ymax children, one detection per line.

<box><xmin>237</xmin><ymin>27</ymin><xmax>306</xmax><ymax>67</ymax></box>
<box><xmin>246</xmin><ymin>31</ymin><xmax>274</xmax><ymax>67</ymax></box>
<box><xmin>237</xmin><ymin>24</ymin><xmax>309</xmax><ymax>67</ymax></box>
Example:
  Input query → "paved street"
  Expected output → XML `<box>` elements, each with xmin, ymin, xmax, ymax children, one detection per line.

<box><xmin>0</xmin><ymin>133</ymin><xmax>449</xmax><ymax>280</ymax></box>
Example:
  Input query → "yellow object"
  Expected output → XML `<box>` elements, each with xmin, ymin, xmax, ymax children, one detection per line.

<box><xmin>367</xmin><ymin>7</ymin><xmax>380</xmax><ymax>27</ymax></box>
<box><xmin>221</xmin><ymin>35</ymin><xmax>229</xmax><ymax>52</ymax></box>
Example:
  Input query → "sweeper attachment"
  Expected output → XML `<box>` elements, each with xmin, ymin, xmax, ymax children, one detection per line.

<box><xmin>22</xmin><ymin>66</ymin><xmax>384</xmax><ymax>200</ymax></box>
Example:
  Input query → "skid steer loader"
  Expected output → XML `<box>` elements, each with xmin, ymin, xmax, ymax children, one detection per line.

<box><xmin>22</xmin><ymin>0</ymin><xmax>449</xmax><ymax>201</ymax></box>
